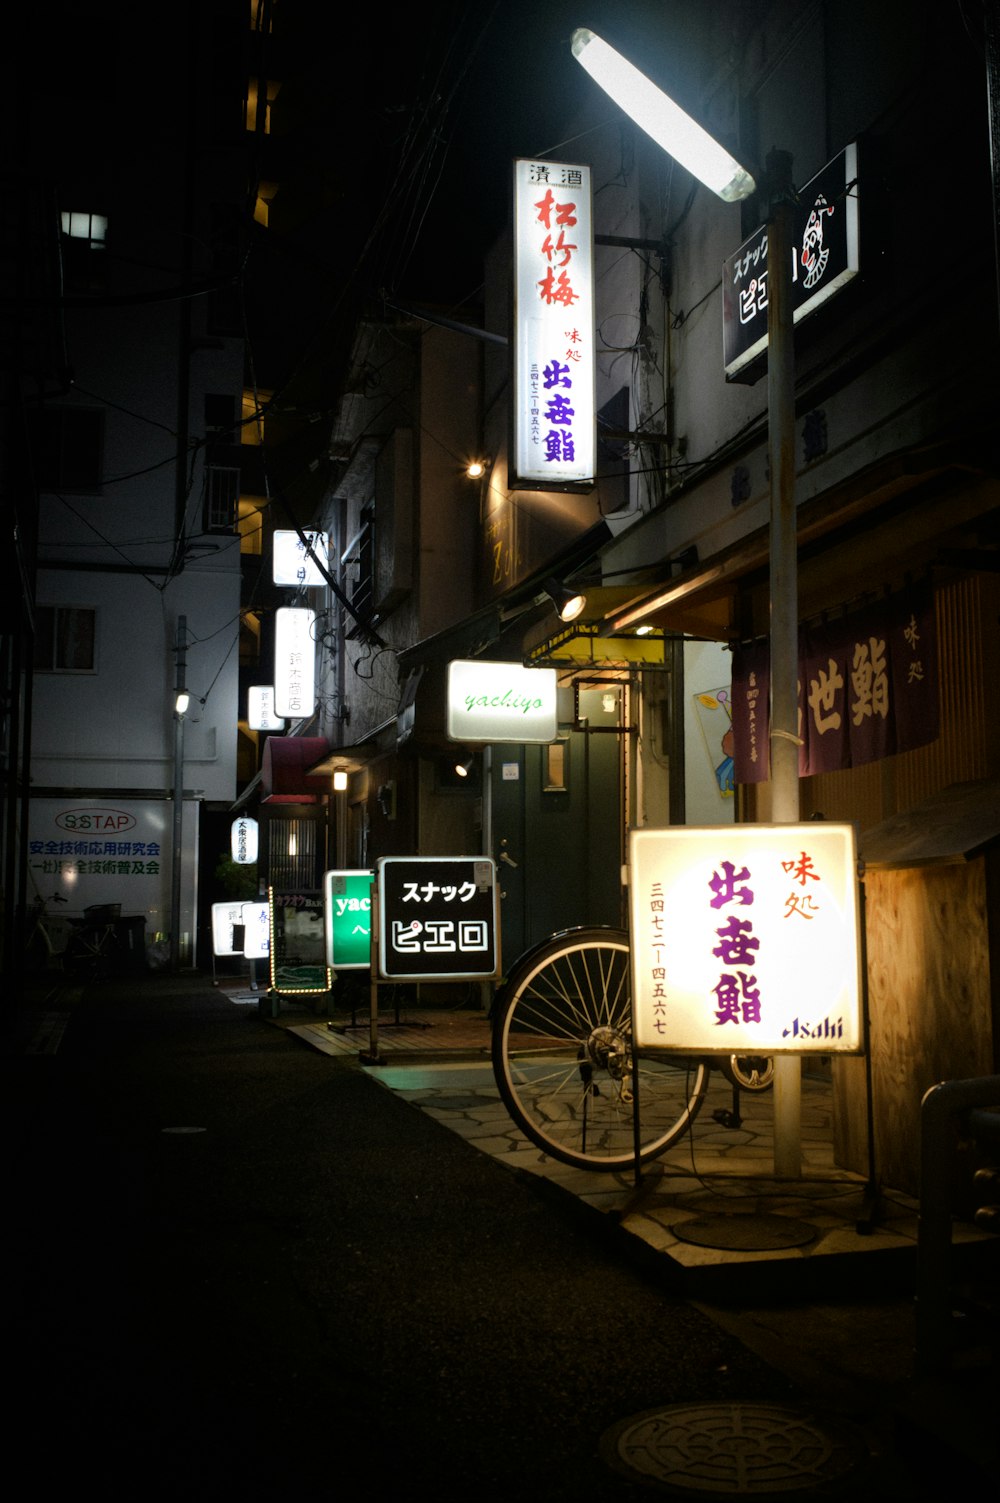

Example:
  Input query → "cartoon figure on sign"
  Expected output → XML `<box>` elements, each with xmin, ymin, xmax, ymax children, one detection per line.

<box><xmin>695</xmin><ymin>688</ymin><xmax>735</xmax><ymax>798</ymax></box>
<box><xmin>801</xmin><ymin>193</ymin><xmax>835</xmax><ymax>290</ymax></box>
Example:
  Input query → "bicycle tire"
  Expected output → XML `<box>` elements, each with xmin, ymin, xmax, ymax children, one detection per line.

<box><xmin>491</xmin><ymin>927</ymin><xmax>709</xmax><ymax>1171</ymax></box>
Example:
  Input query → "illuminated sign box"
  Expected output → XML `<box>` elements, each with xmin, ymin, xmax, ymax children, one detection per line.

<box><xmin>629</xmin><ymin>824</ymin><xmax>862</xmax><ymax>1054</ymax></box>
<box><xmin>511</xmin><ymin>158</ymin><xmax>595</xmax><ymax>488</ymax></box>
<box><xmin>723</xmin><ymin>144</ymin><xmax>859</xmax><ymax>382</ymax></box>
<box><xmin>240</xmin><ymin>900</ymin><xmax>271</xmax><ymax>961</ymax></box>
<box><xmin>447</xmin><ymin>660</ymin><xmax>558</xmax><ymax>744</ymax></box>
<box><xmin>273</xmin><ymin>529</ymin><xmax>329</xmax><ymax>587</ymax></box>
<box><xmin>211</xmin><ymin>902</ymin><xmax>245</xmax><ymax>957</ymax></box>
<box><xmin>274</xmin><ymin>608</ymin><xmax>316</xmax><ymax>719</ymax></box>
<box><xmin>248</xmin><ymin>685</ymin><xmax>285</xmax><ymax>732</ymax></box>
<box><xmin>377</xmin><ymin>856</ymin><xmax>500</xmax><ymax>982</ymax></box>
<box><xmin>323</xmin><ymin>869</ymin><xmax>373</xmax><ymax>970</ymax></box>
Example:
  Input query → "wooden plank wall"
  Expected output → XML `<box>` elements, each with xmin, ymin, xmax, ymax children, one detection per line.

<box><xmin>834</xmin><ymin>857</ymin><xmax>996</xmax><ymax>1196</ymax></box>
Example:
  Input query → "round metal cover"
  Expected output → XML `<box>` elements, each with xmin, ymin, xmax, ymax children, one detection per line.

<box><xmin>601</xmin><ymin>1401</ymin><xmax>867</xmax><ymax>1494</ymax></box>
<box><xmin>673</xmin><ymin>1214</ymin><xmax>816</xmax><ymax>1250</ymax></box>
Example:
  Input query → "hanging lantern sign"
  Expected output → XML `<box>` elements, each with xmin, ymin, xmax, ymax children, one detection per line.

<box><xmin>273</xmin><ymin>529</ymin><xmax>329</xmax><ymax>587</ymax></box>
<box><xmin>274</xmin><ymin>607</ymin><xmax>316</xmax><ymax>719</ymax></box>
<box><xmin>231</xmin><ymin>816</ymin><xmax>258</xmax><ymax>864</ymax></box>
<box><xmin>248</xmin><ymin>685</ymin><xmax>285</xmax><ymax>732</ymax></box>
<box><xmin>629</xmin><ymin>824</ymin><xmax>863</xmax><ymax>1054</ymax></box>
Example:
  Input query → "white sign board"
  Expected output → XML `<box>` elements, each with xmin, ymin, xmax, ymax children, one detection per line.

<box><xmin>273</xmin><ymin>529</ymin><xmax>329</xmax><ymax>587</ymax></box>
<box><xmin>26</xmin><ymin>796</ymin><xmax>197</xmax><ymax>953</ymax></box>
<box><xmin>512</xmin><ymin>159</ymin><xmax>595</xmax><ymax>487</ymax></box>
<box><xmin>629</xmin><ymin>824</ymin><xmax>862</xmax><ymax>1054</ymax></box>
<box><xmin>240</xmin><ymin>900</ymin><xmax>271</xmax><ymax>961</ymax></box>
<box><xmin>211</xmin><ymin>902</ymin><xmax>245</xmax><ymax>957</ymax></box>
<box><xmin>248</xmin><ymin>685</ymin><xmax>285</xmax><ymax>732</ymax></box>
<box><xmin>447</xmin><ymin>660</ymin><xmax>558</xmax><ymax>744</ymax></box>
<box><xmin>274</xmin><ymin>608</ymin><xmax>316</xmax><ymax>720</ymax></box>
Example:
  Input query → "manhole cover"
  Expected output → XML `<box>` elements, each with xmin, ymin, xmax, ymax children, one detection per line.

<box><xmin>161</xmin><ymin>1126</ymin><xmax>207</xmax><ymax>1135</ymax></box>
<box><xmin>601</xmin><ymin>1401</ymin><xmax>867</xmax><ymax>1494</ymax></box>
<box><xmin>673</xmin><ymin>1215</ymin><xmax>816</xmax><ymax>1250</ymax></box>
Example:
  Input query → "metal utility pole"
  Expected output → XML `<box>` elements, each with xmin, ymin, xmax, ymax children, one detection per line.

<box><xmin>765</xmin><ymin>152</ymin><xmax>803</xmax><ymax>1176</ymax></box>
<box><xmin>170</xmin><ymin>615</ymin><xmax>187</xmax><ymax>970</ymax></box>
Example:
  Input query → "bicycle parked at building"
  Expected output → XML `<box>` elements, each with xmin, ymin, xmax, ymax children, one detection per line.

<box><xmin>25</xmin><ymin>890</ymin><xmax>73</xmax><ymax>970</ymax></box>
<box><xmin>64</xmin><ymin>903</ymin><xmax>123</xmax><ymax>984</ymax></box>
<box><xmin>491</xmin><ymin>926</ymin><xmax>773</xmax><ymax>1172</ymax></box>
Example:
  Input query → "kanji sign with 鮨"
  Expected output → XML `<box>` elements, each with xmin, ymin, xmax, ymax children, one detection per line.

<box><xmin>512</xmin><ymin>159</ymin><xmax>596</xmax><ymax>488</ymax></box>
<box><xmin>731</xmin><ymin>582</ymin><xmax>937</xmax><ymax>783</ymax></box>
<box><xmin>628</xmin><ymin>825</ymin><xmax>862</xmax><ymax>1054</ymax></box>
<box><xmin>377</xmin><ymin>856</ymin><xmax>500</xmax><ymax>981</ymax></box>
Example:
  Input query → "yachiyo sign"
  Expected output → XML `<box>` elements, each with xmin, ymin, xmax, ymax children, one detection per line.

<box><xmin>447</xmin><ymin>660</ymin><xmax>558</xmax><ymax>744</ymax></box>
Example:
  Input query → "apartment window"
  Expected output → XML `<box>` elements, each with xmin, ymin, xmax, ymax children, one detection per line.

<box><xmin>61</xmin><ymin>210</ymin><xmax>108</xmax><ymax>293</ymax></box>
<box><xmin>204</xmin><ymin>465</ymin><xmax>240</xmax><ymax>532</ymax></box>
<box><xmin>34</xmin><ymin>606</ymin><xmax>96</xmax><ymax>672</ymax></box>
<box><xmin>351</xmin><ymin>504</ymin><xmax>375</xmax><ymax>618</ymax></box>
<box><xmin>27</xmin><ymin>406</ymin><xmax>104</xmax><ymax>492</ymax></box>
<box><xmin>245</xmin><ymin>77</ymin><xmax>279</xmax><ymax>134</ymax></box>
<box><xmin>61</xmin><ymin>210</ymin><xmax>107</xmax><ymax>250</ymax></box>
<box><xmin>205</xmin><ymin>393</ymin><xmax>237</xmax><ymax>439</ymax></box>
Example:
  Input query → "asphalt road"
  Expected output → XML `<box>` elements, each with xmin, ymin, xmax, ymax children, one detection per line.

<box><xmin>3</xmin><ymin>971</ymin><xmax>991</xmax><ymax>1499</ymax></box>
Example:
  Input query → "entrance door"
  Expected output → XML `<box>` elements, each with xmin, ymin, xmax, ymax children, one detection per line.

<box><xmin>489</xmin><ymin>684</ymin><xmax>626</xmax><ymax>973</ymax></box>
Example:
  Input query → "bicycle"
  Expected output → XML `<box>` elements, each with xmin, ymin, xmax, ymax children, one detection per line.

<box><xmin>25</xmin><ymin>890</ymin><xmax>72</xmax><ymax>970</ymax></box>
<box><xmin>64</xmin><ymin>903</ymin><xmax>123</xmax><ymax>983</ymax></box>
<box><xmin>491</xmin><ymin>926</ymin><xmax>773</xmax><ymax>1172</ymax></box>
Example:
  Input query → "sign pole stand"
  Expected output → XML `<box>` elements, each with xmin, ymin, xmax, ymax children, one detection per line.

<box><xmin>360</xmin><ymin>881</ymin><xmax>383</xmax><ymax>1065</ymax></box>
<box><xmin>854</xmin><ymin>866</ymin><xmax>882</xmax><ymax>1232</ymax></box>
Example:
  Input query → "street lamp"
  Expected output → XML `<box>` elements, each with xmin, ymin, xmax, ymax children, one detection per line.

<box><xmin>570</xmin><ymin>29</ymin><xmax>756</xmax><ymax>202</ymax></box>
<box><xmin>572</xmin><ymin>28</ymin><xmax>803</xmax><ymax>1175</ymax></box>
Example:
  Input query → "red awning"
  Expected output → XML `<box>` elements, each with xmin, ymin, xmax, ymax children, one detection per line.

<box><xmin>261</xmin><ymin>737</ymin><xmax>330</xmax><ymax>799</ymax></box>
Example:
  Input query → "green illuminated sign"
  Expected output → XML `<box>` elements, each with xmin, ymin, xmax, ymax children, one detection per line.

<box><xmin>323</xmin><ymin>870</ymin><xmax>373</xmax><ymax>970</ymax></box>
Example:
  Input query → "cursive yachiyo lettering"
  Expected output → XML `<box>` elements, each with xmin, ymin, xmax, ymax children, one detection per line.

<box><xmin>464</xmin><ymin>690</ymin><xmax>543</xmax><ymax>715</ymax></box>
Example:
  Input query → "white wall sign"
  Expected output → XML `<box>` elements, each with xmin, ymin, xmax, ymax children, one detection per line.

<box><xmin>512</xmin><ymin>158</ymin><xmax>595</xmax><ymax>488</ymax></box>
<box><xmin>629</xmin><ymin>824</ymin><xmax>862</xmax><ymax>1054</ymax></box>
<box><xmin>274</xmin><ymin>608</ymin><xmax>316</xmax><ymax>719</ymax></box>
<box><xmin>248</xmin><ymin>685</ymin><xmax>285</xmax><ymax>731</ymax></box>
<box><xmin>273</xmin><ymin>529</ymin><xmax>329</xmax><ymax>587</ymax></box>
<box><xmin>447</xmin><ymin>660</ymin><xmax>557</xmax><ymax>744</ymax></box>
<box><xmin>27</xmin><ymin>796</ymin><xmax>197</xmax><ymax>954</ymax></box>
<box><xmin>231</xmin><ymin>817</ymin><xmax>258</xmax><ymax>864</ymax></box>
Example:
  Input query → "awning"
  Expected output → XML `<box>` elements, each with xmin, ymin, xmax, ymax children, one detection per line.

<box><xmin>261</xmin><ymin>736</ymin><xmax>331</xmax><ymax>799</ymax></box>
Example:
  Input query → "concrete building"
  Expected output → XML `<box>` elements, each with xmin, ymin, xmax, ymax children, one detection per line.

<box><xmin>6</xmin><ymin>0</ymin><xmax>254</xmax><ymax>972</ymax></box>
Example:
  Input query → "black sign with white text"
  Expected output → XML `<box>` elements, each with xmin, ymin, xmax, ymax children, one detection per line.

<box><xmin>723</xmin><ymin>144</ymin><xmax>859</xmax><ymax>381</ymax></box>
<box><xmin>377</xmin><ymin>856</ymin><xmax>500</xmax><ymax>981</ymax></box>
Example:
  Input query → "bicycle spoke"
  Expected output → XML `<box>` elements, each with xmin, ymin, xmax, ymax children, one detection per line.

<box><xmin>493</xmin><ymin>929</ymin><xmax>708</xmax><ymax>1171</ymax></box>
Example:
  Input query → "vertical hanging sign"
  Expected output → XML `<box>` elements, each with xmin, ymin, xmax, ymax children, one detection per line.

<box><xmin>512</xmin><ymin>159</ymin><xmax>595</xmax><ymax>489</ymax></box>
<box><xmin>274</xmin><ymin>607</ymin><xmax>316</xmax><ymax>720</ymax></box>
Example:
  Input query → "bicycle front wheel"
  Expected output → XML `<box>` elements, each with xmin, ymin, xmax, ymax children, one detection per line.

<box><xmin>492</xmin><ymin>928</ymin><xmax>708</xmax><ymax>1171</ymax></box>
